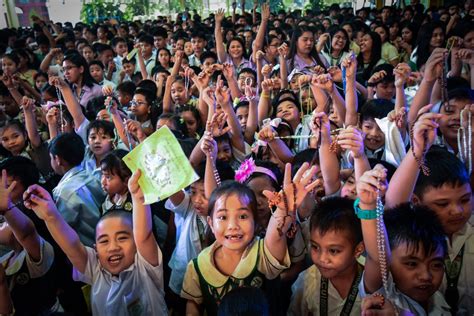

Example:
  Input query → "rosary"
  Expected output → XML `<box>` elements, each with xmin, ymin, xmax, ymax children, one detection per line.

<box><xmin>375</xmin><ymin>182</ymin><xmax>389</xmax><ymax>294</ymax></box>
<box><xmin>457</xmin><ymin>108</ymin><xmax>472</xmax><ymax>174</ymax></box>
<box><xmin>409</xmin><ymin>114</ymin><xmax>431</xmax><ymax>176</ymax></box>
<box><xmin>55</xmin><ymin>87</ymin><xmax>66</xmax><ymax>134</ymax></box>
<box><xmin>267</xmin><ymin>183</ymin><xmax>298</xmax><ymax>238</ymax></box>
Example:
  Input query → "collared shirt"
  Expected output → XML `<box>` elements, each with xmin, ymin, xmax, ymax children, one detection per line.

<box><xmin>181</xmin><ymin>237</ymin><xmax>290</xmax><ymax>304</ymax></box>
<box><xmin>73</xmin><ymin>246</ymin><xmax>168</xmax><ymax>316</ymax></box>
<box><xmin>359</xmin><ymin>273</ymin><xmax>451</xmax><ymax>315</ymax></box>
<box><xmin>188</xmin><ymin>53</ymin><xmax>203</xmax><ymax>67</ymax></box>
<box><xmin>224</xmin><ymin>53</ymin><xmax>255</xmax><ymax>76</ymax></box>
<box><xmin>53</xmin><ymin>165</ymin><xmax>105</xmax><ymax>246</ymax></box>
<box><xmin>73</xmin><ymin>83</ymin><xmax>103</xmax><ymax>109</ymax></box>
<box><xmin>165</xmin><ymin>192</ymin><xmax>208</xmax><ymax>294</ymax></box>
<box><xmin>288</xmin><ymin>265</ymin><xmax>362</xmax><ymax>316</ymax></box>
<box><xmin>287</xmin><ymin>53</ymin><xmax>329</xmax><ymax>75</ymax></box>
<box><xmin>439</xmin><ymin>216</ymin><xmax>474</xmax><ymax>315</ymax></box>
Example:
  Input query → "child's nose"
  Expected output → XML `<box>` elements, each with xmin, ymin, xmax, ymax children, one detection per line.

<box><xmin>417</xmin><ymin>266</ymin><xmax>433</xmax><ymax>282</ymax></box>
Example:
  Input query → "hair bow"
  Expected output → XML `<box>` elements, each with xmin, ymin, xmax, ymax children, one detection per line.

<box><xmin>41</xmin><ymin>100</ymin><xmax>64</xmax><ymax>111</ymax></box>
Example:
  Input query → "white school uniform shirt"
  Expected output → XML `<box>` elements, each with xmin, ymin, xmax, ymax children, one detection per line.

<box><xmin>439</xmin><ymin>215</ymin><xmax>474</xmax><ymax>315</ymax></box>
<box><xmin>359</xmin><ymin>273</ymin><xmax>451</xmax><ymax>315</ymax></box>
<box><xmin>288</xmin><ymin>265</ymin><xmax>362</xmax><ymax>316</ymax></box>
<box><xmin>164</xmin><ymin>192</ymin><xmax>208</xmax><ymax>295</ymax></box>
<box><xmin>73</xmin><ymin>246</ymin><xmax>168</xmax><ymax>316</ymax></box>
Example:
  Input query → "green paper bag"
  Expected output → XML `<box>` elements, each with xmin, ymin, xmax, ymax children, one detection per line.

<box><xmin>123</xmin><ymin>126</ymin><xmax>199</xmax><ymax>204</ymax></box>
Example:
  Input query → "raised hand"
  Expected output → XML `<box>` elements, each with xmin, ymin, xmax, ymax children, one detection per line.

<box><xmin>221</xmin><ymin>63</ymin><xmax>235</xmax><ymax>79</ymax></box>
<box><xmin>311</xmin><ymin>73</ymin><xmax>334</xmax><ymax>93</ymax></box>
<box><xmin>102</xmin><ymin>85</ymin><xmax>114</xmax><ymax>96</ymax></box>
<box><xmin>126</xmin><ymin>119</ymin><xmax>145</xmax><ymax>141</ymax></box>
<box><xmin>208</xmin><ymin>112</ymin><xmax>231</xmax><ymax>137</ymax></box>
<box><xmin>337</xmin><ymin>126</ymin><xmax>365</xmax><ymax>159</ymax></box>
<box><xmin>49</xmin><ymin>75</ymin><xmax>67</xmax><ymax>88</ymax></box>
<box><xmin>21</xmin><ymin>96</ymin><xmax>36</xmax><ymax>112</ymax></box>
<box><xmin>328</xmin><ymin>66</ymin><xmax>342</xmax><ymax>83</ymax></box>
<box><xmin>0</xmin><ymin>170</ymin><xmax>16</xmax><ymax>212</ymax></box>
<box><xmin>341</xmin><ymin>51</ymin><xmax>357</xmax><ymax>79</ymax></box>
<box><xmin>261</xmin><ymin>3</ymin><xmax>270</xmax><ymax>21</ymax></box>
<box><xmin>456</xmin><ymin>48</ymin><xmax>474</xmax><ymax>65</ymax></box>
<box><xmin>128</xmin><ymin>169</ymin><xmax>144</xmax><ymax>203</ymax></box>
<box><xmin>393</xmin><ymin>63</ymin><xmax>411</xmax><ymax>88</ymax></box>
<box><xmin>45</xmin><ymin>107</ymin><xmax>59</xmax><ymax>126</ymax></box>
<box><xmin>423</xmin><ymin>48</ymin><xmax>447</xmax><ymax>82</ymax></box>
<box><xmin>368</xmin><ymin>70</ymin><xmax>387</xmax><ymax>86</ymax></box>
<box><xmin>387</xmin><ymin>107</ymin><xmax>407</xmax><ymax>130</ymax></box>
<box><xmin>256</xmin><ymin>50</ymin><xmax>265</xmax><ymax>61</ymax></box>
<box><xmin>23</xmin><ymin>184</ymin><xmax>58</xmax><ymax>221</ymax></box>
<box><xmin>356</xmin><ymin>164</ymin><xmax>388</xmax><ymax>209</ymax></box>
<box><xmin>277</xmin><ymin>43</ymin><xmax>289</xmax><ymax>59</ymax></box>
<box><xmin>261</xmin><ymin>63</ymin><xmax>274</xmax><ymax>78</ymax></box>
<box><xmin>216</xmin><ymin>8</ymin><xmax>225</xmax><ymax>23</ymax></box>
<box><xmin>411</xmin><ymin>104</ymin><xmax>443</xmax><ymax>158</ymax></box>
<box><xmin>258</xmin><ymin>124</ymin><xmax>277</xmax><ymax>143</ymax></box>
<box><xmin>214</xmin><ymin>76</ymin><xmax>231</xmax><ymax>105</ymax></box>
<box><xmin>200</xmin><ymin>131</ymin><xmax>218</xmax><ymax>160</ymax></box>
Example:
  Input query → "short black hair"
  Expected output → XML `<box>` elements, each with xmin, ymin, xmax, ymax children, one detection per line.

<box><xmin>86</xmin><ymin>120</ymin><xmax>115</xmax><ymax>139</ymax></box>
<box><xmin>116</xmin><ymin>81</ymin><xmax>136</xmax><ymax>97</ymax></box>
<box><xmin>199</xmin><ymin>51</ymin><xmax>217</xmax><ymax>64</ymax></box>
<box><xmin>89</xmin><ymin>60</ymin><xmax>105</xmax><ymax>70</ymax></box>
<box><xmin>360</xmin><ymin>99</ymin><xmax>394</xmax><ymax>122</ymax></box>
<box><xmin>190</xmin><ymin>29</ymin><xmax>207</xmax><ymax>41</ymax></box>
<box><xmin>48</xmin><ymin>133</ymin><xmax>85</xmax><ymax>167</ymax></box>
<box><xmin>310</xmin><ymin>197</ymin><xmax>362</xmax><ymax>245</ymax></box>
<box><xmin>371</xmin><ymin>64</ymin><xmax>395</xmax><ymax>84</ymax></box>
<box><xmin>111</xmin><ymin>37</ymin><xmax>127</xmax><ymax>48</ymax></box>
<box><xmin>0</xmin><ymin>156</ymin><xmax>40</xmax><ymax>188</ymax></box>
<box><xmin>414</xmin><ymin>146</ymin><xmax>469</xmax><ymax>197</ymax></box>
<box><xmin>385</xmin><ymin>203</ymin><xmax>447</xmax><ymax>257</ymax></box>
<box><xmin>100</xmin><ymin>149</ymin><xmax>131</xmax><ymax>182</ymax></box>
<box><xmin>151</xmin><ymin>26</ymin><xmax>168</xmax><ymax>39</ymax></box>
<box><xmin>95</xmin><ymin>43</ymin><xmax>114</xmax><ymax>56</ymax></box>
<box><xmin>97</xmin><ymin>210</ymin><xmax>133</xmax><ymax>233</ymax></box>
<box><xmin>138</xmin><ymin>34</ymin><xmax>154</xmax><ymax>46</ymax></box>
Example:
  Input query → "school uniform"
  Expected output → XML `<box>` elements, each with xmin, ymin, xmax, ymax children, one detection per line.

<box><xmin>439</xmin><ymin>215</ymin><xmax>474</xmax><ymax>315</ymax></box>
<box><xmin>288</xmin><ymin>265</ymin><xmax>363</xmax><ymax>316</ymax></box>
<box><xmin>181</xmin><ymin>237</ymin><xmax>290</xmax><ymax>316</ymax></box>
<box><xmin>73</xmin><ymin>246</ymin><xmax>168</xmax><ymax>316</ymax></box>
<box><xmin>165</xmin><ymin>192</ymin><xmax>208</xmax><ymax>295</ymax></box>
<box><xmin>359</xmin><ymin>273</ymin><xmax>451</xmax><ymax>315</ymax></box>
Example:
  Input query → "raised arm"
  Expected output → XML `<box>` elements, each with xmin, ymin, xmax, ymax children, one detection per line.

<box><xmin>356</xmin><ymin>165</ymin><xmax>391</xmax><ymax>293</ymax></box>
<box><xmin>263</xmin><ymin>163</ymin><xmax>319</xmax><ymax>263</ymax></box>
<box><xmin>257</xmin><ymin>79</ymin><xmax>273</xmax><ymax>125</ymax></box>
<box><xmin>40</xmin><ymin>48</ymin><xmax>61</xmax><ymax>73</ymax></box>
<box><xmin>163</xmin><ymin>51</ymin><xmax>184</xmax><ymax>113</ymax></box>
<box><xmin>215</xmin><ymin>9</ymin><xmax>227</xmax><ymax>63</ymax></box>
<box><xmin>50</xmin><ymin>76</ymin><xmax>85</xmax><ymax>128</ymax></box>
<box><xmin>135</xmin><ymin>44</ymin><xmax>149</xmax><ymax>80</ymax></box>
<box><xmin>385</xmin><ymin>104</ymin><xmax>442</xmax><ymax>208</ymax></box>
<box><xmin>312</xmin><ymin>74</ymin><xmax>344</xmax><ymax>120</ymax></box>
<box><xmin>342</xmin><ymin>53</ymin><xmax>358</xmax><ymax>127</ymax></box>
<box><xmin>278</xmin><ymin>43</ymin><xmax>289</xmax><ymax>89</ymax></box>
<box><xmin>252</xmin><ymin>3</ymin><xmax>270</xmax><ymax>61</ymax></box>
<box><xmin>24</xmin><ymin>184</ymin><xmax>88</xmax><ymax>273</ymax></box>
<box><xmin>128</xmin><ymin>169</ymin><xmax>160</xmax><ymax>266</ymax></box>
<box><xmin>244</xmin><ymin>87</ymin><xmax>258</xmax><ymax>145</ymax></box>
<box><xmin>393</xmin><ymin>63</ymin><xmax>410</xmax><ymax>140</ymax></box>
<box><xmin>258</xmin><ymin>124</ymin><xmax>294</xmax><ymax>163</ymax></box>
<box><xmin>21</xmin><ymin>97</ymin><xmax>42</xmax><ymax>149</ymax></box>
<box><xmin>201</xmin><ymin>132</ymin><xmax>218</xmax><ymax>199</ymax></box>
<box><xmin>408</xmin><ymin>48</ymin><xmax>446</xmax><ymax>126</ymax></box>
<box><xmin>1</xmin><ymin>170</ymin><xmax>41</xmax><ymax>261</ymax></box>
<box><xmin>222</xmin><ymin>63</ymin><xmax>242</xmax><ymax>100</ymax></box>
<box><xmin>337</xmin><ymin>126</ymin><xmax>370</xmax><ymax>181</ymax></box>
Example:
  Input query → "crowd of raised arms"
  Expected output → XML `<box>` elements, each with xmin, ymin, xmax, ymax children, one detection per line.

<box><xmin>0</xmin><ymin>0</ymin><xmax>473</xmax><ymax>315</ymax></box>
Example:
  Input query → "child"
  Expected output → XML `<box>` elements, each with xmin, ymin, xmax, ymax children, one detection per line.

<box><xmin>24</xmin><ymin>169</ymin><xmax>168</xmax><ymax>315</ymax></box>
<box><xmin>288</xmin><ymin>197</ymin><xmax>365</xmax><ymax>315</ymax></box>
<box><xmin>188</xmin><ymin>30</ymin><xmax>208</xmax><ymax>67</ymax></box>
<box><xmin>357</xmin><ymin>165</ymin><xmax>450</xmax><ymax>315</ymax></box>
<box><xmin>181</xmin><ymin>162</ymin><xmax>320</xmax><ymax>315</ymax></box>
<box><xmin>49</xmin><ymin>132</ymin><xmax>105</xmax><ymax>246</ymax></box>
<box><xmin>386</xmin><ymin>105</ymin><xmax>473</xmax><ymax>314</ymax></box>
<box><xmin>100</xmin><ymin>149</ymin><xmax>132</xmax><ymax>215</ymax></box>
<box><xmin>130</xmin><ymin>88</ymin><xmax>158</xmax><ymax>136</ymax></box>
<box><xmin>120</xmin><ymin>57</ymin><xmax>142</xmax><ymax>85</ymax></box>
<box><xmin>138</xmin><ymin>34</ymin><xmax>156</xmax><ymax>76</ymax></box>
<box><xmin>0</xmin><ymin>169</ymin><xmax>61</xmax><ymax>315</ymax></box>
<box><xmin>34</xmin><ymin>71</ymin><xmax>48</xmax><ymax>93</ymax></box>
<box><xmin>177</xmin><ymin>104</ymin><xmax>204</xmax><ymax>139</ymax></box>
<box><xmin>83</xmin><ymin>120</ymin><xmax>115</xmax><ymax>178</ymax></box>
<box><xmin>116</xmin><ymin>81</ymin><xmax>136</xmax><ymax>110</ymax></box>
<box><xmin>89</xmin><ymin>60</ymin><xmax>116</xmax><ymax>89</ymax></box>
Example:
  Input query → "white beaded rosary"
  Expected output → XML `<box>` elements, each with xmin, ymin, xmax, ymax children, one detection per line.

<box><xmin>55</xmin><ymin>87</ymin><xmax>66</xmax><ymax>134</ymax></box>
<box><xmin>375</xmin><ymin>184</ymin><xmax>389</xmax><ymax>294</ymax></box>
<box><xmin>457</xmin><ymin>108</ymin><xmax>472</xmax><ymax>174</ymax></box>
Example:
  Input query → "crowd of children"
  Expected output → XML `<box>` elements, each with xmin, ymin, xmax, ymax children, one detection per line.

<box><xmin>0</xmin><ymin>0</ymin><xmax>473</xmax><ymax>315</ymax></box>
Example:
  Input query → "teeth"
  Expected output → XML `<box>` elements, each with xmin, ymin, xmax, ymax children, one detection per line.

<box><xmin>225</xmin><ymin>235</ymin><xmax>243</xmax><ymax>240</ymax></box>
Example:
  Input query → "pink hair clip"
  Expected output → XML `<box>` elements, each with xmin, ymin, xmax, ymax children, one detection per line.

<box><xmin>235</xmin><ymin>158</ymin><xmax>256</xmax><ymax>183</ymax></box>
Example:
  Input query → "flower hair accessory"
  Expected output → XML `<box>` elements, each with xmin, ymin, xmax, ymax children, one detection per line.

<box><xmin>235</xmin><ymin>157</ymin><xmax>278</xmax><ymax>183</ymax></box>
<box><xmin>233</xmin><ymin>96</ymin><xmax>249</xmax><ymax>107</ymax></box>
<box><xmin>235</xmin><ymin>158</ymin><xmax>256</xmax><ymax>183</ymax></box>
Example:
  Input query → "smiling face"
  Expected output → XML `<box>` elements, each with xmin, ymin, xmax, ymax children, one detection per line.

<box><xmin>1</xmin><ymin>125</ymin><xmax>27</xmax><ymax>156</ymax></box>
<box><xmin>331</xmin><ymin>31</ymin><xmax>348</xmax><ymax>52</ymax></box>
<box><xmin>361</xmin><ymin>118</ymin><xmax>385</xmax><ymax>151</ymax></box>
<box><xmin>208</xmin><ymin>193</ymin><xmax>255</xmax><ymax>252</ymax></box>
<box><xmin>390</xmin><ymin>242</ymin><xmax>445</xmax><ymax>305</ymax></box>
<box><xmin>310</xmin><ymin>228</ymin><xmax>363</xmax><ymax>279</ymax></box>
<box><xmin>439</xmin><ymin>98</ymin><xmax>471</xmax><ymax>143</ymax></box>
<box><xmin>359</xmin><ymin>34</ymin><xmax>373</xmax><ymax>53</ymax></box>
<box><xmin>416</xmin><ymin>183</ymin><xmax>472</xmax><ymax>236</ymax></box>
<box><xmin>430</xmin><ymin>27</ymin><xmax>445</xmax><ymax>49</ymax></box>
<box><xmin>276</xmin><ymin>100</ymin><xmax>300</xmax><ymax>126</ymax></box>
<box><xmin>95</xmin><ymin>216</ymin><xmax>136</xmax><ymax>276</ymax></box>
<box><xmin>228</xmin><ymin>40</ymin><xmax>244</xmax><ymax>59</ymax></box>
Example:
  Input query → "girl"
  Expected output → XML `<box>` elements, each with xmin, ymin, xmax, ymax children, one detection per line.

<box><xmin>374</xmin><ymin>24</ymin><xmax>399</xmax><ymax>66</ymax></box>
<box><xmin>215</xmin><ymin>9</ymin><xmax>253</xmax><ymax>74</ymax></box>
<box><xmin>341</xmin><ymin>22</ymin><xmax>361</xmax><ymax>55</ymax></box>
<box><xmin>181</xmin><ymin>162</ymin><xmax>320</xmax><ymax>316</ymax></box>
<box><xmin>34</xmin><ymin>71</ymin><xmax>48</xmax><ymax>93</ymax></box>
<box><xmin>81</xmin><ymin>44</ymin><xmax>95</xmax><ymax>64</ymax></box>
<box><xmin>156</xmin><ymin>47</ymin><xmax>173</xmax><ymax>71</ymax></box>
<box><xmin>129</xmin><ymin>87</ymin><xmax>159</xmax><ymax>136</ymax></box>
<box><xmin>83</xmin><ymin>120</ymin><xmax>115</xmax><ymax>179</ymax></box>
<box><xmin>62</xmin><ymin>53</ymin><xmax>102</xmax><ymax>108</ymax></box>
<box><xmin>12</xmin><ymin>48</ymin><xmax>38</xmax><ymax>87</ymax></box>
<box><xmin>318</xmin><ymin>28</ymin><xmax>351</xmax><ymax>67</ymax></box>
<box><xmin>100</xmin><ymin>149</ymin><xmax>133</xmax><ymax>214</ymax></box>
<box><xmin>287</xmin><ymin>26</ymin><xmax>328</xmax><ymax>75</ymax></box>
<box><xmin>411</xmin><ymin>21</ymin><xmax>446</xmax><ymax>71</ymax></box>
<box><xmin>397</xmin><ymin>23</ymin><xmax>417</xmax><ymax>63</ymax></box>
<box><xmin>356</xmin><ymin>32</ymin><xmax>385</xmax><ymax>84</ymax></box>
<box><xmin>177</xmin><ymin>104</ymin><xmax>204</xmax><ymax>139</ymax></box>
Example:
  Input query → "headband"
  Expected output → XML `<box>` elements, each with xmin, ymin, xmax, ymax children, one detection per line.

<box><xmin>235</xmin><ymin>158</ymin><xmax>278</xmax><ymax>184</ymax></box>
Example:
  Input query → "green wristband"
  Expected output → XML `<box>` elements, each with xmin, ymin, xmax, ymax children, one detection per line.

<box><xmin>353</xmin><ymin>198</ymin><xmax>377</xmax><ymax>220</ymax></box>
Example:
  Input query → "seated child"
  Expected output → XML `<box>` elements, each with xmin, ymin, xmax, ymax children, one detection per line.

<box><xmin>89</xmin><ymin>60</ymin><xmax>116</xmax><ymax>89</ymax></box>
<box><xmin>24</xmin><ymin>169</ymin><xmax>168</xmax><ymax>315</ymax></box>
<box><xmin>0</xmin><ymin>170</ymin><xmax>61</xmax><ymax>315</ymax></box>
<box><xmin>288</xmin><ymin>197</ymin><xmax>365</xmax><ymax>316</ymax></box>
<box><xmin>357</xmin><ymin>165</ymin><xmax>450</xmax><ymax>315</ymax></box>
<box><xmin>49</xmin><ymin>133</ymin><xmax>105</xmax><ymax>246</ymax></box>
<box><xmin>181</xmin><ymin>162</ymin><xmax>320</xmax><ymax>315</ymax></box>
<box><xmin>100</xmin><ymin>149</ymin><xmax>132</xmax><ymax>215</ymax></box>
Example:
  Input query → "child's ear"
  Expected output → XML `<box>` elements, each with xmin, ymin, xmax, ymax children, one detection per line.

<box><xmin>354</xmin><ymin>241</ymin><xmax>365</xmax><ymax>258</ymax></box>
<box><xmin>207</xmin><ymin>215</ymin><xmax>215</xmax><ymax>233</ymax></box>
<box><xmin>412</xmin><ymin>194</ymin><xmax>421</xmax><ymax>205</ymax></box>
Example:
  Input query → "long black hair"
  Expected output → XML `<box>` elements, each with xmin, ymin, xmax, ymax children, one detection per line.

<box><xmin>288</xmin><ymin>26</ymin><xmax>327</xmax><ymax>72</ymax></box>
<box><xmin>356</xmin><ymin>31</ymin><xmax>382</xmax><ymax>82</ymax></box>
<box><xmin>414</xmin><ymin>21</ymin><xmax>445</xmax><ymax>70</ymax></box>
<box><xmin>63</xmin><ymin>52</ymin><xmax>97</xmax><ymax>88</ymax></box>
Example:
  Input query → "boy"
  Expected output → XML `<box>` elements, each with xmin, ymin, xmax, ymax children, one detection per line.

<box><xmin>111</xmin><ymin>37</ymin><xmax>129</xmax><ymax>70</ymax></box>
<box><xmin>49</xmin><ymin>133</ymin><xmax>105</xmax><ymax>246</ymax></box>
<box><xmin>188</xmin><ymin>30</ymin><xmax>208</xmax><ymax>67</ymax></box>
<box><xmin>95</xmin><ymin>43</ymin><xmax>119</xmax><ymax>84</ymax></box>
<box><xmin>367</xmin><ymin>64</ymin><xmax>395</xmax><ymax>101</ymax></box>
<box><xmin>152</xmin><ymin>27</ymin><xmax>168</xmax><ymax>50</ymax></box>
<box><xmin>120</xmin><ymin>57</ymin><xmax>142</xmax><ymax>85</ymax></box>
<box><xmin>199</xmin><ymin>51</ymin><xmax>218</xmax><ymax>73</ymax></box>
<box><xmin>138</xmin><ymin>34</ymin><xmax>156</xmax><ymax>76</ymax></box>
<box><xmin>386</xmin><ymin>107</ymin><xmax>474</xmax><ymax>315</ymax></box>
<box><xmin>116</xmin><ymin>81</ymin><xmax>136</xmax><ymax>109</ymax></box>
<box><xmin>24</xmin><ymin>169</ymin><xmax>168</xmax><ymax>315</ymax></box>
<box><xmin>288</xmin><ymin>197</ymin><xmax>365</xmax><ymax>315</ymax></box>
<box><xmin>89</xmin><ymin>60</ymin><xmax>116</xmax><ymax>89</ymax></box>
<box><xmin>357</xmin><ymin>165</ymin><xmax>450</xmax><ymax>315</ymax></box>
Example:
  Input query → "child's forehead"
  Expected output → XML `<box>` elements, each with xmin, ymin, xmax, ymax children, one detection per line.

<box><xmin>215</xmin><ymin>193</ymin><xmax>251</xmax><ymax>211</ymax></box>
<box><xmin>393</xmin><ymin>241</ymin><xmax>445</xmax><ymax>259</ymax></box>
<box><xmin>96</xmin><ymin>216</ymin><xmax>133</xmax><ymax>235</ymax></box>
<box><xmin>311</xmin><ymin>227</ymin><xmax>354</xmax><ymax>244</ymax></box>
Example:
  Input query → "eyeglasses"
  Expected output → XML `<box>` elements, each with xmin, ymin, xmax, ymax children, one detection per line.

<box><xmin>62</xmin><ymin>65</ymin><xmax>78</xmax><ymax>72</ymax></box>
<box><xmin>130</xmin><ymin>100</ymin><xmax>148</xmax><ymax>107</ymax></box>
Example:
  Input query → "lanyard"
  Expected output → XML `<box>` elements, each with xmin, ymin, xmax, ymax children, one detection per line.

<box><xmin>444</xmin><ymin>244</ymin><xmax>465</xmax><ymax>314</ymax></box>
<box><xmin>196</xmin><ymin>215</ymin><xmax>206</xmax><ymax>248</ymax></box>
<box><xmin>320</xmin><ymin>265</ymin><xmax>362</xmax><ymax>316</ymax></box>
